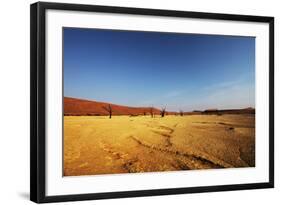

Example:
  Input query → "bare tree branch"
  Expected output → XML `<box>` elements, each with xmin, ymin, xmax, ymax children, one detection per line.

<box><xmin>102</xmin><ymin>104</ymin><xmax>112</xmax><ymax>118</ymax></box>
<box><xmin>150</xmin><ymin>107</ymin><xmax>154</xmax><ymax>118</ymax></box>
<box><xmin>160</xmin><ymin>107</ymin><xmax>166</xmax><ymax>117</ymax></box>
<box><xmin>179</xmin><ymin>109</ymin><xmax>184</xmax><ymax>116</ymax></box>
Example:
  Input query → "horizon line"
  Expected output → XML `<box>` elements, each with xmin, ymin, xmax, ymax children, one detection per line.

<box><xmin>64</xmin><ymin>96</ymin><xmax>255</xmax><ymax>112</ymax></box>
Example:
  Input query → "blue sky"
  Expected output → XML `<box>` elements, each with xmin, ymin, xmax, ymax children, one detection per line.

<box><xmin>63</xmin><ymin>27</ymin><xmax>255</xmax><ymax>111</ymax></box>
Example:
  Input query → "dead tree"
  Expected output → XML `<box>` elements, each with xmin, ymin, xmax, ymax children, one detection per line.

<box><xmin>150</xmin><ymin>107</ymin><xmax>154</xmax><ymax>118</ymax></box>
<box><xmin>103</xmin><ymin>104</ymin><xmax>112</xmax><ymax>119</ymax></box>
<box><xmin>160</xmin><ymin>107</ymin><xmax>166</xmax><ymax>117</ymax></box>
<box><xmin>143</xmin><ymin>111</ymin><xmax>146</xmax><ymax>116</ymax></box>
<box><xmin>179</xmin><ymin>109</ymin><xmax>184</xmax><ymax>116</ymax></box>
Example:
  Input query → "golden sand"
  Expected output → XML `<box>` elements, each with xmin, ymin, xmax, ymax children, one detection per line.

<box><xmin>64</xmin><ymin>114</ymin><xmax>255</xmax><ymax>176</ymax></box>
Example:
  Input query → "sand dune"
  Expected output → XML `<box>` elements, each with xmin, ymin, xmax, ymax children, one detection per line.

<box><xmin>64</xmin><ymin>97</ymin><xmax>255</xmax><ymax>116</ymax></box>
<box><xmin>64</xmin><ymin>97</ymin><xmax>162</xmax><ymax>116</ymax></box>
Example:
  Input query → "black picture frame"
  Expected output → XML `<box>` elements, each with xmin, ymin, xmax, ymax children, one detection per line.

<box><xmin>30</xmin><ymin>2</ymin><xmax>274</xmax><ymax>203</ymax></box>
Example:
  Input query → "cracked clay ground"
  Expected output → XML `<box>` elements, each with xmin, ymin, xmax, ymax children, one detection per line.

<box><xmin>63</xmin><ymin>114</ymin><xmax>255</xmax><ymax>176</ymax></box>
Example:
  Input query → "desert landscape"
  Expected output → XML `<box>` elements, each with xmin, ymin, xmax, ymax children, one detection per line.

<box><xmin>63</xmin><ymin>28</ymin><xmax>256</xmax><ymax>176</ymax></box>
<box><xmin>63</xmin><ymin>97</ymin><xmax>255</xmax><ymax>176</ymax></box>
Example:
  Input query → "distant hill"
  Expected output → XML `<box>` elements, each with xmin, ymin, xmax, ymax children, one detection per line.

<box><xmin>64</xmin><ymin>97</ymin><xmax>255</xmax><ymax>116</ymax></box>
<box><xmin>64</xmin><ymin>97</ymin><xmax>161</xmax><ymax>116</ymax></box>
<box><xmin>202</xmin><ymin>107</ymin><xmax>255</xmax><ymax>115</ymax></box>
<box><xmin>185</xmin><ymin>107</ymin><xmax>255</xmax><ymax>115</ymax></box>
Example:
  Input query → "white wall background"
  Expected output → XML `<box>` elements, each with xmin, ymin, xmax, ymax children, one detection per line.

<box><xmin>0</xmin><ymin>0</ymin><xmax>279</xmax><ymax>204</ymax></box>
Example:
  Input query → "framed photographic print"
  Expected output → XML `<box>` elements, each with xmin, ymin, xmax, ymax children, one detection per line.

<box><xmin>30</xmin><ymin>2</ymin><xmax>274</xmax><ymax>203</ymax></box>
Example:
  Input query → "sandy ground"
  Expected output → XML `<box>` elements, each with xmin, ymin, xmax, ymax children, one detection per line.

<box><xmin>64</xmin><ymin>114</ymin><xmax>255</xmax><ymax>176</ymax></box>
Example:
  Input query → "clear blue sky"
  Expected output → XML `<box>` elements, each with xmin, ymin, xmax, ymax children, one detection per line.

<box><xmin>63</xmin><ymin>27</ymin><xmax>255</xmax><ymax>111</ymax></box>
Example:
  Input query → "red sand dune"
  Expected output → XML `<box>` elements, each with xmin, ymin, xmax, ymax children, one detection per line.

<box><xmin>64</xmin><ymin>97</ymin><xmax>255</xmax><ymax>116</ymax></box>
<box><xmin>64</xmin><ymin>97</ymin><xmax>161</xmax><ymax>116</ymax></box>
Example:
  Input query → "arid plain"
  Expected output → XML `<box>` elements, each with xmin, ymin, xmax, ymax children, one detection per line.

<box><xmin>64</xmin><ymin>114</ymin><xmax>255</xmax><ymax>176</ymax></box>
